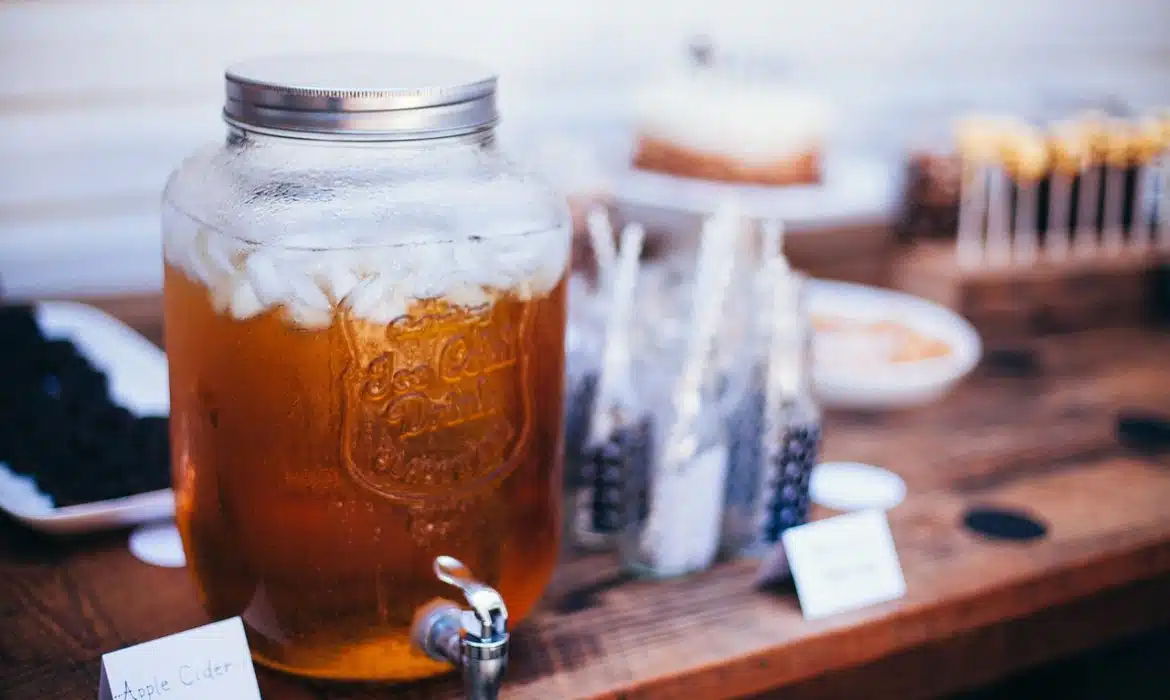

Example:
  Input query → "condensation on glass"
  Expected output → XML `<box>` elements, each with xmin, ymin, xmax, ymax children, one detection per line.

<box><xmin>160</xmin><ymin>53</ymin><xmax>570</xmax><ymax>682</ymax></box>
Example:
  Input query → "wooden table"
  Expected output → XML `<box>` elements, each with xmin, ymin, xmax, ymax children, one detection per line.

<box><xmin>4</xmin><ymin>296</ymin><xmax>1170</xmax><ymax>700</ymax></box>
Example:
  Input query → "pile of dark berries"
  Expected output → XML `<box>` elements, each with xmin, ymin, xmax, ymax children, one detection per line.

<box><xmin>563</xmin><ymin>371</ymin><xmax>598</xmax><ymax>488</ymax></box>
<box><xmin>724</xmin><ymin>386</ymin><xmax>766</xmax><ymax>517</ymax></box>
<box><xmin>584</xmin><ymin>413</ymin><xmax>653</xmax><ymax>534</ymax></box>
<box><xmin>760</xmin><ymin>422</ymin><xmax>820</xmax><ymax>543</ymax></box>
<box><xmin>0</xmin><ymin>304</ymin><xmax>171</xmax><ymax>507</ymax></box>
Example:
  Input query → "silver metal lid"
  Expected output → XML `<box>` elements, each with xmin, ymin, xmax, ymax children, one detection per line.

<box><xmin>223</xmin><ymin>52</ymin><xmax>498</xmax><ymax>140</ymax></box>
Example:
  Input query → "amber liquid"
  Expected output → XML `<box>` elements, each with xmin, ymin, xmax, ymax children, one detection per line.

<box><xmin>163</xmin><ymin>261</ymin><xmax>566</xmax><ymax>681</ymax></box>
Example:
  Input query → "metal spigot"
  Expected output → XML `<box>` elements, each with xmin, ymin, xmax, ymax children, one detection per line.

<box><xmin>411</xmin><ymin>556</ymin><xmax>510</xmax><ymax>700</ymax></box>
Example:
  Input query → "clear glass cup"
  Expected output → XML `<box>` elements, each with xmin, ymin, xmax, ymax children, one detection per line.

<box><xmin>721</xmin><ymin>272</ymin><xmax>821</xmax><ymax>561</ymax></box>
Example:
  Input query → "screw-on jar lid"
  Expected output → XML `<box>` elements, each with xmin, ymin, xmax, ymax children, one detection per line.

<box><xmin>223</xmin><ymin>52</ymin><xmax>498</xmax><ymax>140</ymax></box>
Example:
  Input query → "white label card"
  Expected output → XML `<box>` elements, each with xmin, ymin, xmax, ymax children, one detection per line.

<box><xmin>98</xmin><ymin>617</ymin><xmax>261</xmax><ymax>700</ymax></box>
<box><xmin>782</xmin><ymin>509</ymin><xmax>907</xmax><ymax>620</ymax></box>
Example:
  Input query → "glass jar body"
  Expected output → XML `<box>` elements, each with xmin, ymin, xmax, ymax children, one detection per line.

<box><xmin>161</xmin><ymin>127</ymin><xmax>570</xmax><ymax>681</ymax></box>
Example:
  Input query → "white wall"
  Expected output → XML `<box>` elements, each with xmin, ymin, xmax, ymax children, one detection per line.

<box><xmin>2</xmin><ymin>0</ymin><xmax>1169</xmax><ymax>298</ymax></box>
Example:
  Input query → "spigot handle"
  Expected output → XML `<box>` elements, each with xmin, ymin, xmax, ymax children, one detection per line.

<box><xmin>434</xmin><ymin>556</ymin><xmax>509</xmax><ymax>642</ymax></box>
<box><xmin>412</xmin><ymin>557</ymin><xmax>510</xmax><ymax>700</ymax></box>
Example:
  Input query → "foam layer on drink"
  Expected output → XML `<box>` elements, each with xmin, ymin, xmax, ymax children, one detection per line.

<box><xmin>163</xmin><ymin>199</ymin><xmax>570</xmax><ymax>330</ymax></box>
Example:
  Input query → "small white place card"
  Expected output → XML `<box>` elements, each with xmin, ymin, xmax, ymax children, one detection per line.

<box><xmin>782</xmin><ymin>509</ymin><xmax>907</xmax><ymax>620</ymax></box>
<box><xmin>98</xmin><ymin>617</ymin><xmax>261</xmax><ymax>700</ymax></box>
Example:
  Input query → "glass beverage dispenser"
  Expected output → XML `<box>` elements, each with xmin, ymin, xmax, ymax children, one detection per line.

<box><xmin>160</xmin><ymin>53</ymin><xmax>570</xmax><ymax>695</ymax></box>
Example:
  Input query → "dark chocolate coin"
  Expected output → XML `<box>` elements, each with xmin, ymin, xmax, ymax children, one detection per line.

<box><xmin>983</xmin><ymin>348</ymin><xmax>1039</xmax><ymax>378</ymax></box>
<box><xmin>1117</xmin><ymin>411</ymin><xmax>1170</xmax><ymax>454</ymax></box>
<box><xmin>962</xmin><ymin>507</ymin><xmax>1048</xmax><ymax>541</ymax></box>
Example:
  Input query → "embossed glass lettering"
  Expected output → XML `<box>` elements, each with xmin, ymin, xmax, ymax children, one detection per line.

<box><xmin>340</xmin><ymin>300</ymin><xmax>534</xmax><ymax>503</ymax></box>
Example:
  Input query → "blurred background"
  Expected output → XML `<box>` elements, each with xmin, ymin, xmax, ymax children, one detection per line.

<box><xmin>2</xmin><ymin>0</ymin><xmax>1169</xmax><ymax>299</ymax></box>
<box><xmin>4</xmin><ymin>4</ymin><xmax>1170</xmax><ymax>699</ymax></box>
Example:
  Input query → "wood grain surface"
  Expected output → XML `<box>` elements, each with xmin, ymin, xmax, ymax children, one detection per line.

<box><xmin>3</xmin><ymin>298</ymin><xmax>1170</xmax><ymax>699</ymax></box>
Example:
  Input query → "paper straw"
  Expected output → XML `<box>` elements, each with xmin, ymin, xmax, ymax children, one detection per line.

<box><xmin>761</xmin><ymin>219</ymin><xmax>785</xmax><ymax>265</ymax></box>
<box><xmin>1130</xmin><ymin>165</ymin><xmax>1151</xmax><ymax>251</ymax></box>
<box><xmin>956</xmin><ymin>163</ymin><xmax>987</xmax><ymax>269</ymax></box>
<box><xmin>1046</xmin><ymin>173</ymin><xmax>1072</xmax><ymax>261</ymax></box>
<box><xmin>638</xmin><ymin>203</ymin><xmax>739</xmax><ymax>573</ymax></box>
<box><xmin>1158</xmin><ymin>156</ymin><xmax>1170</xmax><ymax>251</ymax></box>
<box><xmin>986</xmin><ymin>169</ymin><xmax>1011</xmax><ymax>267</ymax></box>
<box><xmin>1074</xmin><ymin>166</ymin><xmax>1100</xmax><ymax>257</ymax></box>
<box><xmin>763</xmin><ymin>260</ymin><xmax>801</xmax><ymax>402</ymax></box>
<box><xmin>664</xmin><ymin>202</ymin><xmax>740</xmax><ymax>470</ymax></box>
<box><xmin>1013</xmin><ymin>181</ymin><xmax>1038</xmax><ymax>265</ymax></box>
<box><xmin>586</xmin><ymin>206</ymin><xmax>618</xmax><ymax>290</ymax></box>
<box><xmin>758</xmin><ymin>218</ymin><xmax>789</xmax><ymax>315</ymax></box>
<box><xmin>590</xmin><ymin>222</ymin><xmax>645</xmax><ymax>434</ymax></box>
<box><xmin>1101</xmin><ymin>166</ymin><xmax>1126</xmax><ymax>255</ymax></box>
<box><xmin>687</xmin><ymin>203</ymin><xmax>737</xmax><ymax>322</ymax></box>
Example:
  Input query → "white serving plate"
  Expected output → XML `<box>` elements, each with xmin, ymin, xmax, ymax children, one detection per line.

<box><xmin>0</xmin><ymin>301</ymin><xmax>174</xmax><ymax>534</ymax></box>
<box><xmin>609</xmin><ymin>154</ymin><xmax>902</xmax><ymax>236</ymax></box>
<box><xmin>806</xmin><ymin>280</ymin><xmax>982</xmax><ymax>409</ymax></box>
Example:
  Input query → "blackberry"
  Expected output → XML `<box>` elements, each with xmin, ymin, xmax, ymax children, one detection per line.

<box><xmin>3</xmin><ymin>442</ymin><xmax>40</xmax><ymax>478</ymax></box>
<box><xmin>563</xmin><ymin>372</ymin><xmax>598</xmax><ymax>489</ymax></box>
<box><xmin>0</xmin><ymin>305</ymin><xmax>42</xmax><ymax>349</ymax></box>
<box><xmin>27</xmin><ymin>422</ymin><xmax>69</xmax><ymax>464</ymax></box>
<box><xmin>91</xmin><ymin>404</ymin><xmax>137</xmax><ymax>442</ymax></box>
<box><xmin>133</xmin><ymin>417</ymin><xmax>171</xmax><ymax>460</ymax></box>
<box><xmin>67</xmin><ymin>367</ymin><xmax>109</xmax><ymax>402</ymax></box>
<box><xmin>117</xmin><ymin>417</ymin><xmax>171</xmax><ymax>494</ymax></box>
<box><xmin>760</xmin><ymin>423</ymin><xmax>820</xmax><ymax>544</ymax></box>
<box><xmin>22</xmin><ymin>393</ymin><xmax>68</xmax><ymax>441</ymax></box>
<box><xmin>724</xmin><ymin>387</ymin><xmax>765</xmax><ymax>520</ymax></box>
<box><xmin>68</xmin><ymin>425</ymin><xmax>108</xmax><ymax>463</ymax></box>
<box><xmin>38</xmin><ymin>339</ymin><xmax>83</xmax><ymax>373</ymax></box>
<box><xmin>586</xmin><ymin>416</ymin><xmax>653</xmax><ymax>534</ymax></box>
<box><xmin>124</xmin><ymin>451</ymin><xmax>171</xmax><ymax>496</ymax></box>
<box><xmin>54</xmin><ymin>463</ymin><xmax>124</xmax><ymax>507</ymax></box>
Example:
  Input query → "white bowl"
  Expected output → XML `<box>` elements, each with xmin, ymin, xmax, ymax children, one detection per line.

<box><xmin>806</xmin><ymin>280</ymin><xmax>982</xmax><ymax>410</ymax></box>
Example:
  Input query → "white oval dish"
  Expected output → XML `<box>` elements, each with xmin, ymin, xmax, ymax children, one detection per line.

<box><xmin>806</xmin><ymin>280</ymin><xmax>982</xmax><ymax>410</ymax></box>
<box><xmin>810</xmin><ymin>461</ymin><xmax>907</xmax><ymax>512</ymax></box>
<box><xmin>0</xmin><ymin>301</ymin><xmax>174</xmax><ymax>534</ymax></box>
<box><xmin>610</xmin><ymin>154</ymin><xmax>902</xmax><ymax>235</ymax></box>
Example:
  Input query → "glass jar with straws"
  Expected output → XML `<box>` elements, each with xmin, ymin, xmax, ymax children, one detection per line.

<box><xmin>614</xmin><ymin>201</ymin><xmax>747</xmax><ymax>578</ymax></box>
